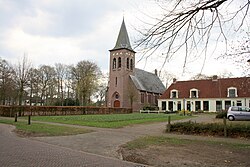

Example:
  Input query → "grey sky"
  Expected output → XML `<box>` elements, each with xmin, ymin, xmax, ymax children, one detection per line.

<box><xmin>0</xmin><ymin>0</ymin><xmax>248</xmax><ymax>80</ymax></box>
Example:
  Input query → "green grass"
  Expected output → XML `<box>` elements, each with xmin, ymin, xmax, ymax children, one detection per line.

<box><xmin>29</xmin><ymin>113</ymin><xmax>192</xmax><ymax>128</ymax></box>
<box><xmin>0</xmin><ymin>118</ymin><xmax>92</xmax><ymax>137</ymax></box>
<box><xmin>124</xmin><ymin>136</ymin><xmax>191</xmax><ymax>150</ymax></box>
<box><xmin>123</xmin><ymin>136</ymin><xmax>250</xmax><ymax>150</ymax></box>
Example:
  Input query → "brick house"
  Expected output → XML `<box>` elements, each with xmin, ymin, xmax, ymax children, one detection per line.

<box><xmin>106</xmin><ymin>19</ymin><xmax>165</xmax><ymax>111</ymax></box>
<box><xmin>158</xmin><ymin>76</ymin><xmax>250</xmax><ymax>112</ymax></box>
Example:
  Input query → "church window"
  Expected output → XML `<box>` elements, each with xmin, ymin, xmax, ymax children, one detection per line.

<box><xmin>126</xmin><ymin>58</ymin><xmax>129</xmax><ymax>69</ymax></box>
<box><xmin>155</xmin><ymin>94</ymin><xmax>158</xmax><ymax>104</ymax></box>
<box><xmin>148</xmin><ymin>94</ymin><xmax>152</xmax><ymax>104</ymax></box>
<box><xmin>112</xmin><ymin>58</ymin><xmax>116</xmax><ymax>69</ymax></box>
<box><xmin>130</xmin><ymin>59</ymin><xmax>133</xmax><ymax>70</ymax></box>
<box><xmin>118</xmin><ymin>57</ymin><xmax>121</xmax><ymax>68</ymax></box>
<box><xmin>115</xmin><ymin>77</ymin><xmax>118</xmax><ymax>87</ymax></box>
<box><xmin>141</xmin><ymin>93</ymin><xmax>144</xmax><ymax>103</ymax></box>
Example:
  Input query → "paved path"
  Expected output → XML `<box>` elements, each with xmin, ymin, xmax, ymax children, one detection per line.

<box><xmin>30</xmin><ymin>114</ymin><xmax>250</xmax><ymax>159</ymax></box>
<box><xmin>0</xmin><ymin>124</ymin><xmax>145</xmax><ymax>167</ymax></box>
<box><xmin>1</xmin><ymin>114</ymin><xmax>250</xmax><ymax>166</ymax></box>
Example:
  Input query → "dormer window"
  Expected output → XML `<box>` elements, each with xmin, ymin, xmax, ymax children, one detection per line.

<box><xmin>227</xmin><ymin>87</ymin><xmax>237</xmax><ymax>97</ymax></box>
<box><xmin>170</xmin><ymin>89</ymin><xmax>178</xmax><ymax>98</ymax></box>
<box><xmin>190</xmin><ymin>88</ymin><xmax>199</xmax><ymax>98</ymax></box>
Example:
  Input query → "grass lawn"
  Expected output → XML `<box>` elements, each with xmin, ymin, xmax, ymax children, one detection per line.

<box><xmin>123</xmin><ymin>136</ymin><xmax>250</xmax><ymax>150</ymax></box>
<box><xmin>0</xmin><ymin>118</ymin><xmax>92</xmax><ymax>137</ymax></box>
<box><xmin>28</xmin><ymin>113</ymin><xmax>192</xmax><ymax>128</ymax></box>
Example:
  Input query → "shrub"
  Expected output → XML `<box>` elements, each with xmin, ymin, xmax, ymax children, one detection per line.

<box><xmin>165</xmin><ymin>110</ymin><xmax>178</xmax><ymax>114</ymax></box>
<box><xmin>143</xmin><ymin>105</ymin><xmax>158</xmax><ymax>111</ymax></box>
<box><xmin>178</xmin><ymin>110</ymin><xmax>192</xmax><ymax>116</ymax></box>
<box><xmin>215</xmin><ymin>111</ymin><xmax>227</xmax><ymax>118</ymax></box>
<box><xmin>168</xmin><ymin>121</ymin><xmax>250</xmax><ymax>138</ymax></box>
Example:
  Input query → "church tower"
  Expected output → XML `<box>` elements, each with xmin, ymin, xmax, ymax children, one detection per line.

<box><xmin>107</xmin><ymin>19</ymin><xmax>136</xmax><ymax>108</ymax></box>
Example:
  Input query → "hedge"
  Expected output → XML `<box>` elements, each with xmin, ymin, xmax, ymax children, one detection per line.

<box><xmin>168</xmin><ymin>121</ymin><xmax>250</xmax><ymax>138</ymax></box>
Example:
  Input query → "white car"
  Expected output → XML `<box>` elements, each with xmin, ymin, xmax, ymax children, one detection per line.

<box><xmin>227</xmin><ymin>106</ymin><xmax>250</xmax><ymax>121</ymax></box>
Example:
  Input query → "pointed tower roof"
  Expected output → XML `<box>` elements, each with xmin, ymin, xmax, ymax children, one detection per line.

<box><xmin>111</xmin><ymin>19</ymin><xmax>135</xmax><ymax>52</ymax></box>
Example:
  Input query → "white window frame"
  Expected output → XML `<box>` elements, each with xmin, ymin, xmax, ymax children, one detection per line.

<box><xmin>170</xmin><ymin>89</ymin><xmax>178</xmax><ymax>98</ymax></box>
<box><xmin>190</xmin><ymin>88</ymin><xmax>199</xmax><ymax>98</ymax></box>
<box><xmin>227</xmin><ymin>87</ymin><xmax>238</xmax><ymax>97</ymax></box>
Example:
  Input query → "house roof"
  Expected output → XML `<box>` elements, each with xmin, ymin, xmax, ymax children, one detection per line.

<box><xmin>110</xmin><ymin>19</ymin><xmax>135</xmax><ymax>53</ymax></box>
<box><xmin>130</xmin><ymin>68</ymin><xmax>166</xmax><ymax>94</ymax></box>
<box><xmin>160</xmin><ymin>77</ymin><xmax>250</xmax><ymax>99</ymax></box>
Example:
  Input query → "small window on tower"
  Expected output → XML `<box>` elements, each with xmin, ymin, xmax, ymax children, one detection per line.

<box><xmin>115</xmin><ymin>77</ymin><xmax>118</xmax><ymax>87</ymax></box>
<box><xmin>127</xmin><ymin>58</ymin><xmax>129</xmax><ymax>69</ymax></box>
<box><xmin>118</xmin><ymin>57</ymin><xmax>121</xmax><ymax>68</ymax></box>
<box><xmin>130</xmin><ymin>59</ymin><xmax>133</xmax><ymax>70</ymax></box>
<box><xmin>112</xmin><ymin>58</ymin><xmax>116</xmax><ymax>69</ymax></box>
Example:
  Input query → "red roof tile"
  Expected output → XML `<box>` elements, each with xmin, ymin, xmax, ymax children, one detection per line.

<box><xmin>160</xmin><ymin>77</ymin><xmax>250</xmax><ymax>99</ymax></box>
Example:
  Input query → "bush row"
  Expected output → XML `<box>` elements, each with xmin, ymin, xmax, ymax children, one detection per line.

<box><xmin>168</xmin><ymin>121</ymin><xmax>250</xmax><ymax>138</ymax></box>
<box><xmin>0</xmin><ymin>105</ymin><xmax>132</xmax><ymax>117</ymax></box>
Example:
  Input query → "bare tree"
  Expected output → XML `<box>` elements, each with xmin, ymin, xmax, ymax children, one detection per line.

<box><xmin>27</xmin><ymin>68</ymin><xmax>41</xmax><ymax>106</ymax></box>
<box><xmin>55</xmin><ymin>63</ymin><xmax>66</xmax><ymax>105</ymax></box>
<box><xmin>38</xmin><ymin>65</ymin><xmax>56</xmax><ymax>105</ymax></box>
<box><xmin>127</xmin><ymin>81</ymin><xmax>138</xmax><ymax>110</ymax></box>
<box><xmin>64</xmin><ymin>65</ymin><xmax>76</xmax><ymax>101</ymax></box>
<box><xmin>95</xmin><ymin>72</ymin><xmax>108</xmax><ymax>106</ymax></box>
<box><xmin>13</xmin><ymin>55</ymin><xmax>32</xmax><ymax>105</ymax></box>
<box><xmin>219</xmin><ymin>32</ymin><xmax>250</xmax><ymax>76</ymax></box>
<box><xmin>158</xmin><ymin>70</ymin><xmax>177</xmax><ymax>88</ymax></box>
<box><xmin>0</xmin><ymin>58</ymin><xmax>16</xmax><ymax>105</ymax></box>
<box><xmin>137</xmin><ymin>0</ymin><xmax>250</xmax><ymax>72</ymax></box>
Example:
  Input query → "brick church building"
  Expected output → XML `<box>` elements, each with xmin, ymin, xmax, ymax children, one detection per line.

<box><xmin>106</xmin><ymin>19</ymin><xmax>165</xmax><ymax>111</ymax></box>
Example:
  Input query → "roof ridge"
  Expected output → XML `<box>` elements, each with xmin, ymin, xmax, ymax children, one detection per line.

<box><xmin>175</xmin><ymin>77</ymin><xmax>250</xmax><ymax>83</ymax></box>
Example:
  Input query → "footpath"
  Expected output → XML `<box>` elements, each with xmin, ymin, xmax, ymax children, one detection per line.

<box><xmin>24</xmin><ymin>114</ymin><xmax>250</xmax><ymax>159</ymax></box>
<box><xmin>0</xmin><ymin>123</ymin><xmax>145</xmax><ymax>167</ymax></box>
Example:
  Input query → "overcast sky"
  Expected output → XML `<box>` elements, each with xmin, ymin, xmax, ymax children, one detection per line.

<box><xmin>0</xmin><ymin>0</ymin><xmax>248</xmax><ymax>81</ymax></box>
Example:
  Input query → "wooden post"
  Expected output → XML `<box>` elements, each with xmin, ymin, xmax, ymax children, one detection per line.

<box><xmin>223</xmin><ymin>117</ymin><xmax>227</xmax><ymax>137</ymax></box>
<box><xmin>14</xmin><ymin>113</ymin><xmax>17</xmax><ymax>122</ymax></box>
<box><xmin>167</xmin><ymin>116</ymin><xmax>171</xmax><ymax>133</ymax></box>
<box><xmin>28</xmin><ymin>115</ymin><xmax>31</xmax><ymax>125</ymax></box>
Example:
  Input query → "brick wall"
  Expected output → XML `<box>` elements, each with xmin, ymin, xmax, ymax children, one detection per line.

<box><xmin>0</xmin><ymin>106</ymin><xmax>132</xmax><ymax>117</ymax></box>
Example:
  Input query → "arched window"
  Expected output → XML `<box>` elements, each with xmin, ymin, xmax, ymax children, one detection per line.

<box><xmin>115</xmin><ymin>77</ymin><xmax>117</xmax><ymax>87</ymax></box>
<box><xmin>118</xmin><ymin>57</ymin><xmax>121</xmax><ymax>68</ymax></box>
<box><xmin>112</xmin><ymin>58</ymin><xmax>116</xmax><ymax>69</ymax></box>
<box><xmin>126</xmin><ymin>58</ymin><xmax>129</xmax><ymax>69</ymax></box>
<box><xmin>130</xmin><ymin>59</ymin><xmax>133</xmax><ymax>70</ymax></box>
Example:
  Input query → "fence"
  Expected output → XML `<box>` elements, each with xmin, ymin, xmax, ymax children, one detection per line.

<box><xmin>0</xmin><ymin>105</ymin><xmax>132</xmax><ymax>117</ymax></box>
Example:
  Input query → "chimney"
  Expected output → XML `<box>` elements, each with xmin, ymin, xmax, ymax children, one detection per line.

<box><xmin>173</xmin><ymin>78</ymin><xmax>177</xmax><ymax>83</ymax></box>
<box><xmin>154</xmin><ymin>69</ymin><xmax>158</xmax><ymax>76</ymax></box>
<box><xmin>212</xmin><ymin>75</ymin><xmax>218</xmax><ymax>81</ymax></box>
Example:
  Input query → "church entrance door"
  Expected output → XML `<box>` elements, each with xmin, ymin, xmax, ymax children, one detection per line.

<box><xmin>114</xmin><ymin>100</ymin><xmax>120</xmax><ymax>108</ymax></box>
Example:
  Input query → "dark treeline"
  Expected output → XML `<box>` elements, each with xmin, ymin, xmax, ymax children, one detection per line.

<box><xmin>0</xmin><ymin>56</ymin><xmax>106</xmax><ymax>106</ymax></box>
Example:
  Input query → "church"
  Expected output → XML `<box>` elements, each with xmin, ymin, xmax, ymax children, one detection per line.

<box><xmin>106</xmin><ymin>19</ymin><xmax>165</xmax><ymax>111</ymax></box>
